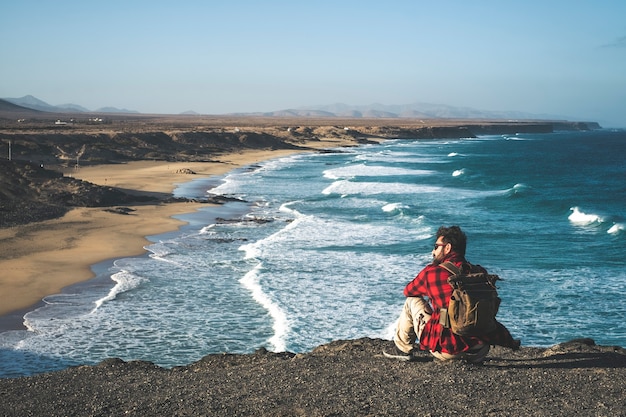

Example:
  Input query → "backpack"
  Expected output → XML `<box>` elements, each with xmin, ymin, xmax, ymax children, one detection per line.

<box><xmin>438</xmin><ymin>261</ymin><xmax>501</xmax><ymax>337</ymax></box>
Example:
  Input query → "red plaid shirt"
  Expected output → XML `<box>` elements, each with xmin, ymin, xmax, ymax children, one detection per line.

<box><xmin>404</xmin><ymin>252</ymin><xmax>517</xmax><ymax>354</ymax></box>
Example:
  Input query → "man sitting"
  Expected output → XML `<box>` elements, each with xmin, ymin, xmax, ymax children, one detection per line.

<box><xmin>384</xmin><ymin>225</ymin><xmax>520</xmax><ymax>363</ymax></box>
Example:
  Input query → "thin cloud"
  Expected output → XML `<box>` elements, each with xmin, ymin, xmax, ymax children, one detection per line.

<box><xmin>601</xmin><ymin>35</ymin><xmax>626</xmax><ymax>48</ymax></box>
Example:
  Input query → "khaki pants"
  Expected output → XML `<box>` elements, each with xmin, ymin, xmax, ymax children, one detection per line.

<box><xmin>394</xmin><ymin>297</ymin><xmax>432</xmax><ymax>354</ymax></box>
<box><xmin>394</xmin><ymin>297</ymin><xmax>490</xmax><ymax>363</ymax></box>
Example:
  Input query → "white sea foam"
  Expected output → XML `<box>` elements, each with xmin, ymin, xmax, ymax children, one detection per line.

<box><xmin>354</xmin><ymin>151</ymin><xmax>448</xmax><ymax>164</ymax></box>
<box><xmin>568</xmin><ymin>207</ymin><xmax>604</xmax><ymax>226</ymax></box>
<box><xmin>146</xmin><ymin>242</ymin><xmax>174</xmax><ymax>258</ymax></box>
<box><xmin>209</xmin><ymin>163</ymin><xmax>279</xmax><ymax>196</ymax></box>
<box><xmin>382</xmin><ymin>202</ymin><xmax>409</xmax><ymax>213</ymax></box>
<box><xmin>322</xmin><ymin>179</ymin><xmax>511</xmax><ymax>201</ymax></box>
<box><xmin>382</xmin><ymin>319</ymin><xmax>398</xmax><ymax>340</ymax></box>
<box><xmin>323</xmin><ymin>164</ymin><xmax>434</xmax><ymax>180</ymax></box>
<box><xmin>239</xmin><ymin>209</ymin><xmax>305</xmax><ymax>260</ymax></box>
<box><xmin>239</xmin><ymin>263</ymin><xmax>288</xmax><ymax>352</ymax></box>
<box><xmin>452</xmin><ymin>169</ymin><xmax>465</xmax><ymax>177</ymax></box>
<box><xmin>256</xmin><ymin>154</ymin><xmax>303</xmax><ymax>172</ymax></box>
<box><xmin>608</xmin><ymin>223</ymin><xmax>625</xmax><ymax>235</ymax></box>
<box><xmin>504</xmin><ymin>133</ymin><xmax>532</xmax><ymax>141</ymax></box>
<box><xmin>199</xmin><ymin>224</ymin><xmax>216</xmax><ymax>234</ymax></box>
<box><xmin>279</xmin><ymin>201</ymin><xmax>303</xmax><ymax>217</ymax></box>
<box><xmin>146</xmin><ymin>242</ymin><xmax>183</xmax><ymax>266</ymax></box>
<box><xmin>322</xmin><ymin>180</ymin><xmax>444</xmax><ymax>196</ymax></box>
<box><xmin>93</xmin><ymin>270</ymin><xmax>148</xmax><ymax>310</ymax></box>
<box><xmin>448</xmin><ymin>152</ymin><xmax>459</xmax><ymax>157</ymax></box>
<box><xmin>208</xmin><ymin>174</ymin><xmax>240</xmax><ymax>196</ymax></box>
<box><xmin>239</xmin><ymin>241</ymin><xmax>262</xmax><ymax>260</ymax></box>
<box><xmin>502</xmin><ymin>183</ymin><xmax>530</xmax><ymax>196</ymax></box>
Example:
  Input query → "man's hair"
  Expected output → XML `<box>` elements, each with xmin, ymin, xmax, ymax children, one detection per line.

<box><xmin>437</xmin><ymin>225</ymin><xmax>467</xmax><ymax>257</ymax></box>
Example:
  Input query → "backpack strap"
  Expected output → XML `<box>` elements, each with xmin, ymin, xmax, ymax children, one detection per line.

<box><xmin>439</xmin><ymin>261</ymin><xmax>462</xmax><ymax>276</ymax></box>
<box><xmin>438</xmin><ymin>261</ymin><xmax>459</xmax><ymax>329</ymax></box>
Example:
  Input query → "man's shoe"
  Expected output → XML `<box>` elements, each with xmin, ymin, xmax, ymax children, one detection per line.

<box><xmin>383</xmin><ymin>343</ymin><xmax>414</xmax><ymax>361</ymax></box>
<box><xmin>463</xmin><ymin>343</ymin><xmax>490</xmax><ymax>364</ymax></box>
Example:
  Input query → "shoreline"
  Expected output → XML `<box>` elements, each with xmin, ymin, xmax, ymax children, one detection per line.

<box><xmin>0</xmin><ymin>139</ymin><xmax>361</xmax><ymax>331</ymax></box>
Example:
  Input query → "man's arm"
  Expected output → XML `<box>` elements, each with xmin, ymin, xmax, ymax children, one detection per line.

<box><xmin>403</xmin><ymin>267</ymin><xmax>430</xmax><ymax>297</ymax></box>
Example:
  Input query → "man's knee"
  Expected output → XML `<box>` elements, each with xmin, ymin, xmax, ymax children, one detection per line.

<box><xmin>405</xmin><ymin>297</ymin><xmax>432</xmax><ymax>316</ymax></box>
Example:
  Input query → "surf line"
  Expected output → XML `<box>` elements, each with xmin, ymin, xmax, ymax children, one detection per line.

<box><xmin>239</xmin><ymin>262</ymin><xmax>289</xmax><ymax>352</ymax></box>
<box><xmin>236</xmin><ymin>201</ymin><xmax>306</xmax><ymax>352</ymax></box>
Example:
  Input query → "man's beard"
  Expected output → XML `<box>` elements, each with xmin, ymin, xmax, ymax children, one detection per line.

<box><xmin>432</xmin><ymin>250</ymin><xmax>446</xmax><ymax>265</ymax></box>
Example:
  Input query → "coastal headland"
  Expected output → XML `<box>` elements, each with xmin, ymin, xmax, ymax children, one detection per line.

<box><xmin>2</xmin><ymin>113</ymin><xmax>622</xmax><ymax>416</ymax></box>
<box><xmin>1</xmin><ymin>338</ymin><xmax>624</xmax><ymax>416</ymax></box>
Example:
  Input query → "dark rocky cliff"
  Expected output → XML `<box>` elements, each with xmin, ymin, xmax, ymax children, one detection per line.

<box><xmin>0</xmin><ymin>338</ymin><xmax>624</xmax><ymax>416</ymax></box>
<box><xmin>0</xmin><ymin>159</ymin><xmax>149</xmax><ymax>227</ymax></box>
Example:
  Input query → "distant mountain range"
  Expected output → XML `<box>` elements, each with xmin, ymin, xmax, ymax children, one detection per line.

<box><xmin>268</xmin><ymin>103</ymin><xmax>566</xmax><ymax>120</ymax></box>
<box><xmin>2</xmin><ymin>95</ymin><xmax>139</xmax><ymax>114</ymax></box>
<box><xmin>3</xmin><ymin>95</ymin><xmax>571</xmax><ymax>121</ymax></box>
<box><xmin>230</xmin><ymin>102</ymin><xmax>570</xmax><ymax>121</ymax></box>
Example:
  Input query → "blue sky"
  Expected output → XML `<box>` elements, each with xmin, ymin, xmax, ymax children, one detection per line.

<box><xmin>2</xmin><ymin>1</ymin><xmax>625</xmax><ymax>126</ymax></box>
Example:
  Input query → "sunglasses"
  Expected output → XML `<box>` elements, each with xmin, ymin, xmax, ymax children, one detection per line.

<box><xmin>433</xmin><ymin>243</ymin><xmax>447</xmax><ymax>250</ymax></box>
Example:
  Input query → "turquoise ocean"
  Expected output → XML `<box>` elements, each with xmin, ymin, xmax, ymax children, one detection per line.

<box><xmin>1</xmin><ymin>129</ymin><xmax>625</xmax><ymax>378</ymax></box>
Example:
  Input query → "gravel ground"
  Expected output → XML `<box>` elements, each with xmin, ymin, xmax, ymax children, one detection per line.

<box><xmin>0</xmin><ymin>338</ymin><xmax>624</xmax><ymax>417</ymax></box>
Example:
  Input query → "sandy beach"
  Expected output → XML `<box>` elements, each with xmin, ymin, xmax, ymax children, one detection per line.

<box><xmin>0</xmin><ymin>142</ymin><xmax>355</xmax><ymax>327</ymax></box>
